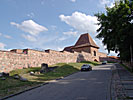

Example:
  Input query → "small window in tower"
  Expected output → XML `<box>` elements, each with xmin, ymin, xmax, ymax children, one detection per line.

<box><xmin>94</xmin><ymin>51</ymin><xmax>96</xmax><ymax>56</ymax></box>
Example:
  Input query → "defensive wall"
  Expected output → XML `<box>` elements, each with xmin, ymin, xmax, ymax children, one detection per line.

<box><xmin>0</xmin><ymin>49</ymin><xmax>103</xmax><ymax>72</ymax></box>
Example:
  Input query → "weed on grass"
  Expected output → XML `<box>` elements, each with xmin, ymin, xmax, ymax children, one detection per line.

<box><xmin>10</xmin><ymin>67</ymin><xmax>41</xmax><ymax>76</ymax></box>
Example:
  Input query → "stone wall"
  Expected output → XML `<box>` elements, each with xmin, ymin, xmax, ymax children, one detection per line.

<box><xmin>0</xmin><ymin>50</ymin><xmax>29</xmax><ymax>72</ymax></box>
<box><xmin>72</xmin><ymin>47</ymin><xmax>91</xmax><ymax>53</ymax></box>
<box><xmin>90</xmin><ymin>47</ymin><xmax>99</xmax><ymax>61</ymax></box>
<box><xmin>0</xmin><ymin>49</ymin><xmax>96</xmax><ymax>72</ymax></box>
<box><xmin>99</xmin><ymin>57</ymin><xmax>120</xmax><ymax>62</ymax></box>
<box><xmin>10</xmin><ymin>49</ymin><xmax>23</xmax><ymax>54</ymax></box>
<box><xmin>98</xmin><ymin>52</ymin><xmax>120</xmax><ymax>62</ymax></box>
<box><xmin>98</xmin><ymin>52</ymin><xmax>107</xmax><ymax>58</ymax></box>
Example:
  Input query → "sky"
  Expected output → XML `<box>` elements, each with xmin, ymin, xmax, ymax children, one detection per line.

<box><xmin>0</xmin><ymin>0</ymin><xmax>117</xmax><ymax>56</ymax></box>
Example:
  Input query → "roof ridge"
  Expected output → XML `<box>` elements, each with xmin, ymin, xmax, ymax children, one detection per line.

<box><xmin>74</xmin><ymin>33</ymin><xmax>99</xmax><ymax>48</ymax></box>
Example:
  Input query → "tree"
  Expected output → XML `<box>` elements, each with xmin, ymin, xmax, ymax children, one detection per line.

<box><xmin>95</xmin><ymin>0</ymin><xmax>133</xmax><ymax>62</ymax></box>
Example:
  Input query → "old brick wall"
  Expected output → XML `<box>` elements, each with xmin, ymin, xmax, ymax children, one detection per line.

<box><xmin>99</xmin><ymin>57</ymin><xmax>120</xmax><ymax>62</ymax></box>
<box><xmin>90</xmin><ymin>47</ymin><xmax>99</xmax><ymax>61</ymax></box>
<box><xmin>0</xmin><ymin>49</ymin><xmax>94</xmax><ymax>72</ymax></box>
<box><xmin>0</xmin><ymin>50</ymin><xmax>29</xmax><ymax>72</ymax></box>
<box><xmin>72</xmin><ymin>47</ymin><xmax>91</xmax><ymax>53</ymax></box>
<box><xmin>98</xmin><ymin>52</ymin><xmax>120</xmax><ymax>62</ymax></box>
<box><xmin>98</xmin><ymin>52</ymin><xmax>107</xmax><ymax>58</ymax></box>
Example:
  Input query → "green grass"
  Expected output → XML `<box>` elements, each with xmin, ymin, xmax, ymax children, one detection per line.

<box><xmin>10</xmin><ymin>67</ymin><xmax>40</xmax><ymax>76</ymax></box>
<box><xmin>125</xmin><ymin>96</ymin><xmax>133</xmax><ymax>99</ymax></box>
<box><xmin>120</xmin><ymin>63</ymin><xmax>133</xmax><ymax>73</ymax></box>
<box><xmin>0</xmin><ymin>77</ymin><xmax>40</xmax><ymax>98</ymax></box>
<box><xmin>80</xmin><ymin>61</ymin><xmax>100</xmax><ymax>66</ymax></box>
<box><xmin>36</xmin><ymin>64</ymin><xmax>78</xmax><ymax>81</ymax></box>
<box><xmin>0</xmin><ymin>61</ymin><xmax>99</xmax><ymax>98</ymax></box>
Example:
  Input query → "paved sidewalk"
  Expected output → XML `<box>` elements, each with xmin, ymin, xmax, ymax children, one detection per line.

<box><xmin>111</xmin><ymin>63</ymin><xmax>133</xmax><ymax>100</ymax></box>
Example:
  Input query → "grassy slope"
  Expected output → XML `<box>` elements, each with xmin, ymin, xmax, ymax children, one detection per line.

<box><xmin>0</xmin><ymin>61</ymin><xmax>100</xmax><ymax>98</ymax></box>
<box><xmin>120</xmin><ymin>63</ymin><xmax>133</xmax><ymax>73</ymax></box>
<box><xmin>0</xmin><ymin>77</ymin><xmax>40</xmax><ymax>98</ymax></box>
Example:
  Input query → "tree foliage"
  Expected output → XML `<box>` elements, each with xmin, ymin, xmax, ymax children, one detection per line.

<box><xmin>95</xmin><ymin>0</ymin><xmax>133</xmax><ymax>61</ymax></box>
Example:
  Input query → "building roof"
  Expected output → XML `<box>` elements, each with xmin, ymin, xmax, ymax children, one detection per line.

<box><xmin>63</xmin><ymin>46</ymin><xmax>74</xmax><ymax>52</ymax></box>
<box><xmin>63</xmin><ymin>33</ymin><xmax>99</xmax><ymax>52</ymax></box>
<box><xmin>108</xmin><ymin>56</ymin><xmax>119</xmax><ymax>59</ymax></box>
<box><xmin>74</xmin><ymin>33</ymin><xmax>99</xmax><ymax>49</ymax></box>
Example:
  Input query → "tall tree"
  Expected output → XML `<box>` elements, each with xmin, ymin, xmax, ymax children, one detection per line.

<box><xmin>95</xmin><ymin>0</ymin><xmax>133</xmax><ymax>62</ymax></box>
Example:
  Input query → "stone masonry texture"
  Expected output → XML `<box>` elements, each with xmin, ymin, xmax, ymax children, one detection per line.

<box><xmin>0</xmin><ymin>49</ymin><xmax>106</xmax><ymax>73</ymax></box>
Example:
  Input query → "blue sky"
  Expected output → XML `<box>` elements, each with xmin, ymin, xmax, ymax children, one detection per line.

<box><xmin>0</xmin><ymin>0</ymin><xmax>117</xmax><ymax>56</ymax></box>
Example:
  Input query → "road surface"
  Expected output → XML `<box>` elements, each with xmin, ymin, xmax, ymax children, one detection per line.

<box><xmin>7</xmin><ymin>64</ymin><xmax>113</xmax><ymax>100</ymax></box>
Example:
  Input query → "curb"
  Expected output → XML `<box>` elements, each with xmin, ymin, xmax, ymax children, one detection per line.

<box><xmin>111</xmin><ymin>63</ymin><xmax>127</xmax><ymax>100</ymax></box>
<box><xmin>0</xmin><ymin>71</ymin><xmax>79</xmax><ymax>100</ymax></box>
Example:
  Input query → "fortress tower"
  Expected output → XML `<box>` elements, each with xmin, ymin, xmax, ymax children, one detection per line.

<box><xmin>63</xmin><ymin>33</ymin><xmax>99</xmax><ymax>58</ymax></box>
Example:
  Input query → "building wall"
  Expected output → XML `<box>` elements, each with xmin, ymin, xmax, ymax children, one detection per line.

<box><xmin>0</xmin><ymin>49</ymin><xmax>94</xmax><ymax>73</ymax></box>
<box><xmin>90</xmin><ymin>47</ymin><xmax>99</xmax><ymax>61</ymax></box>
<box><xmin>72</xmin><ymin>47</ymin><xmax>91</xmax><ymax>53</ymax></box>
<box><xmin>99</xmin><ymin>57</ymin><xmax>120</xmax><ymax>62</ymax></box>
<box><xmin>0</xmin><ymin>50</ymin><xmax>29</xmax><ymax>72</ymax></box>
<box><xmin>71</xmin><ymin>46</ymin><xmax>100</xmax><ymax>61</ymax></box>
<box><xmin>98</xmin><ymin>52</ymin><xmax>107</xmax><ymax>58</ymax></box>
<box><xmin>10</xmin><ymin>49</ymin><xmax>23</xmax><ymax>54</ymax></box>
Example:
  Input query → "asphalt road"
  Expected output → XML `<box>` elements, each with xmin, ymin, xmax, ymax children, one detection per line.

<box><xmin>7</xmin><ymin>64</ymin><xmax>113</xmax><ymax>100</ymax></box>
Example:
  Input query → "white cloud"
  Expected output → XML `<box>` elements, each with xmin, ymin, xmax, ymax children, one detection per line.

<box><xmin>70</xmin><ymin>0</ymin><xmax>76</xmax><ymax>2</ymax></box>
<box><xmin>0</xmin><ymin>33</ymin><xmax>12</xmax><ymax>39</ymax></box>
<box><xmin>22</xmin><ymin>34</ymin><xmax>37</xmax><ymax>42</ymax></box>
<box><xmin>59</xmin><ymin>12</ymin><xmax>99</xmax><ymax>34</ymax></box>
<box><xmin>63</xmin><ymin>31</ymin><xmax>78</xmax><ymax>36</ymax></box>
<box><xmin>94</xmin><ymin>39</ymin><xmax>118</xmax><ymax>56</ymax></box>
<box><xmin>6</xmin><ymin>49</ymin><xmax>12</xmax><ymax>51</ymax></box>
<box><xmin>21</xmin><ymin>35</ymin><xmax>59</xmax><ymax>50</ymax></box>
<box><xmin>0</xmin><ymin>33</ymin><xmax>2</xmax><ymax>36</ymax></box>
<box><xmin>0</xmin><ymin>42</ymin><xmax>6</xmax><ymax>49</ymax></box>
<box><xmin>100</xmin><ymin>0</ymin><xmax>110</xmax><ymax>5</ymax></box>
<box><xmin>108</xmin><ymin>2</ymin><xmax>115</xmax><ymax>8</ymax></box>
<box><xmin>57</xmin><ymin>47</ymin><xmax>64</xmax><ymax>51</ymax></box>
<box><xmin>58</xmin><ymin>37</ymin><xmax>67</xmax><ymax>41</ymax></box>
<box><xmin>27</xmin><ymin>12</ymin><xmax>34</xmax><ymax>18</ymax></box>
<box><xmin>108</xmin><ymin>51</ymin><xmax>119</xmax><ymax>56</ymax></box>
<box><xmin>95</xmin><ymin>39</ymin><xmax>107</xmax><ymax>52</ymax></box>
<box><xmin>10</xmin><ymin>20</ymin><xmax>48</xmax><ymax>36</ymax></box>
<box><xmin>3</xmin><ymin>35</ymin><xmax>12</xmax><ymax>39</ymax></box>
<box><xmin>99</xmin><ymin>0</ymin><xmax>115</xmax><ymax>8</ymax></box>
<box><xmin>51</xmin><ymin>25</ymin><xmax>57</xmax><ymax>30</ymax></box>
<box><xmin>59</xmin><ymin>11</ymin><xmax>118</xmax><ymax>56</ymax></box>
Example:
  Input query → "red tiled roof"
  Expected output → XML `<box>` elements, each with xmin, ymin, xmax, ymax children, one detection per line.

<box><xmin>63</xmin><ymin>33</ymin><xmax>99</xmax><ymax>52</ymax></box>
<box><xmin>108</xmin><ymin>56</ymin><xmax>119</xmax><ymax>59</ymax></box>
<box><xmin>63</xmin><ymin>46</ymin><xmax>74</xmax><ymax>52</ymax></box>
<box><xmin>74</xmin><ymin>33</ymin><xmax>99</xmax><ymax>49</ymax></box>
